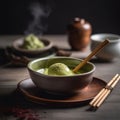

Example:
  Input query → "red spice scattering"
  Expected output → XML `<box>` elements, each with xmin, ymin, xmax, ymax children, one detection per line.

<box><xmin>10</xmin><ymin>106</ymin><xmax>40</xmax><ymax>120</ymax></box>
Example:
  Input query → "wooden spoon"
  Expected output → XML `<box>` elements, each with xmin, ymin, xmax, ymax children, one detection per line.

<box><xmin>73</xmin><ymin>39</ymin><xmax>110</xmax><ymax>73</ymax></box>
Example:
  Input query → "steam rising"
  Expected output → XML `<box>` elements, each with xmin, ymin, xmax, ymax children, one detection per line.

<box><xmin>24</xmin><ymin>1</ymin><xmax>52</xmax><ymax>35</ymax></box>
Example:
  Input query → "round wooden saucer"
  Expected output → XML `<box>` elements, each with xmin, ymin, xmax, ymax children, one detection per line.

<box><xmin>18</xmin><ymin>77</ymin><xmax>106</xmax><ymax>107</ymax></box>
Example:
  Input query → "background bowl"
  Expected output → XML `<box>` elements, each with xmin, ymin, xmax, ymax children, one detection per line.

<box><xmin>12</xmin><ymin>38</ymin><xmax>53</xmax><ymax>55</ymax></box>
<box><xmin>27</xmin><ymin>57</ymin><xmax>96</xmax><ymax>95</ymax></box>
<box><xmin>91</xmin><ymin>33</ymin><xmax>120</xmax><ymax>61</ymax></box>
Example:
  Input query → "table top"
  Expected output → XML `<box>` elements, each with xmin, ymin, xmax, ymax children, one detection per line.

<box><xmin>0</xmin><ymin>35</ymin><xmax>120</xmax><ymax>120</ymax></box>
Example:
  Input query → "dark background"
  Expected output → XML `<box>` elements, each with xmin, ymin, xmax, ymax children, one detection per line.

<box><xmin>0</xmin><ymin>0</ymin><xmax>120</xmax><ymax>35</ymax></box>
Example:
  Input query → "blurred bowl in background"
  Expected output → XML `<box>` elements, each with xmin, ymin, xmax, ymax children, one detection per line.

<box><xmin>91</xmin><ymin>33</ymin><xmax>120</xmax><ymax>61</ymax></box>
<box><xmin>12</xmin><ymin>38</ymin><xmax>53</xmax><ymax>56</ymax></box>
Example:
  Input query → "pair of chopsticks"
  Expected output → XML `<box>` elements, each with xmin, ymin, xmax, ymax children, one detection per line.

<box><xmin>89</xmin><ymin>74</ymin><xmax>120</xmax><ymax>109</ymax></box>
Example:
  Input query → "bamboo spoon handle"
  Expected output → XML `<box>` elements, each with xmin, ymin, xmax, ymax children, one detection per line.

<box><xmin>73</xmin><ymin>39</ymin><xmax>109</xmax><ymax>72</ymax></box>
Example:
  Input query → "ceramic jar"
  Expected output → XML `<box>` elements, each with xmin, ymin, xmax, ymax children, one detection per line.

<box><xmin>67</xmin><ymin>17</ymin><xmax>92</xmax><ymax>51</ymax></box>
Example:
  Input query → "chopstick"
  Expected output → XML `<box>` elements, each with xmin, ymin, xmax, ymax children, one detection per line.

<box><xmin>73</xmin><ymin>39</ymin><xmax>109</xmax><ymax>72</ymax></box>
<box><xmin>89</xmin><ymin>74</ymin><xmax>120</xmax><ymax>109</ymax></box>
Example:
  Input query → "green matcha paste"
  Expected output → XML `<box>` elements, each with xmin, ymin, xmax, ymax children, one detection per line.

<box><xmin>37</xmin><ymin>63</ymin><xmax>86</xmax><ymax>76</ymax></box>
<box><xmin>48</xmin><ymin>63</ymin><xmax>74</xmax><ymax>76</ymax></box>
<box><xmin>22</xmin><ymin>34</ymin><xmax>45</xmax><ymax>50</ymax></box>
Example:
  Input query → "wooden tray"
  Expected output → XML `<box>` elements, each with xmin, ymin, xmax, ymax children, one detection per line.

<box><xmin>18</xmin><ymin>77</ymin><xmax>106</xmax><ymax>107</ymax></box>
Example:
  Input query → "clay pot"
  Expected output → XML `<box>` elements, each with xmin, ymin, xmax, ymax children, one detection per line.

<box><xmin>67</xmin><ymin>17</ymin><xmax>92</xmax><ymax>51</ymax></box>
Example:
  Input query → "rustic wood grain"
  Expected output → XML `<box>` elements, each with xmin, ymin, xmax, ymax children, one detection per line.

<box><xmin>0</xmin><ymin>35</ymin><xmax>120</xmax><ymax>120</ymax></box>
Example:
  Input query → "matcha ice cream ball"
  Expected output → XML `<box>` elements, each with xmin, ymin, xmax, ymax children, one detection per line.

<box><xmin>22</xmin><ymin>34</ymin><xmax>45</xmax><ymax>50</ymax></box>
<box><xmin>48</xmin><ymin>63</ymin><xmax>74</xmax><ymax>76</ymax></box>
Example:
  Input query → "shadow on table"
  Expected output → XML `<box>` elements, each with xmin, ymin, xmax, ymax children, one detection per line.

<box><xmin>0</xmin><ymin>89</ymin><xmax>90</xmax><ymax>111</ymax></box>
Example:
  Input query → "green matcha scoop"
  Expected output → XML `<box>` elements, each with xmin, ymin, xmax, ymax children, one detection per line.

<box><xmin>48</xmin><ymin>63</ymin><xmax>74</xmax><ymax>76</ymax></box>
<box><xmin>22</xmin><ymin>34</ymin><xmax>45</xmax><ymax>50</ymax></box>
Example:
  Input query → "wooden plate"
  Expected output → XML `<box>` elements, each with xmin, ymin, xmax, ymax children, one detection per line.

<box><xmin>17</xmin><ymin>77</ymin><xmax>106</xmax><ymax>107</ymax></box>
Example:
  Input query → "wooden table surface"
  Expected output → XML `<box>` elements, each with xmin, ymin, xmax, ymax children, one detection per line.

<box><xmin>0</xmin><ymin>35</ymin><xmax>120</xmax><ymax>120</ymax></box>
